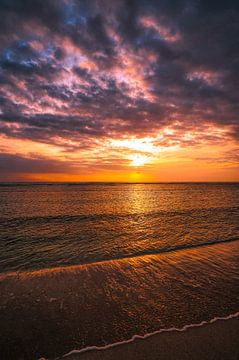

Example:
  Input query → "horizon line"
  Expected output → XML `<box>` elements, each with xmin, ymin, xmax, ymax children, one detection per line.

<box><xmin>0</xmin><ymin>181</ymin><xmax>238</xmax><ymax>185</ymax></box>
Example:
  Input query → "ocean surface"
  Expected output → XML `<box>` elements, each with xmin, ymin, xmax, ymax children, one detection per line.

<box><xmin>0</xmin><ymin>182</ymin><xmax>239</xmax><ymax>272</ymax></box>
<box><xmin>0</xmin><ymin>183</ymin><xmax>239</xmax><ymax>359</ymax></box>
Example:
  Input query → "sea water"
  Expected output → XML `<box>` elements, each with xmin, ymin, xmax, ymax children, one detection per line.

<box><xmin>0</xmin><ymin>183</ymin><xmax>238</xmax><ymax>359</ymax></box>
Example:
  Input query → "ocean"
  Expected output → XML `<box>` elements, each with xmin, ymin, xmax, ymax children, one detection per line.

<box><xmin>0</xmin><ymin>183</ymin><xmax>238</xmax><ymax>359</ymax></box>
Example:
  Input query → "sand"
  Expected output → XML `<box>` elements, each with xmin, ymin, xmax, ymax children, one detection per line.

<box><xmin>61</xmin><ymin>316</ymin><xmax>239</xmax><ymax>360</ymax></box>
<box><xmin>0</xmin><ymin>240</ymin><xmax>238</xmax><ymax>359</ymax></box>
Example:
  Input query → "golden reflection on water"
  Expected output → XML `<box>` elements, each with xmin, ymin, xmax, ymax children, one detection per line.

<box><xmin>1</xmin><ymin>183</ymin><xmax>239</xmax><ymax>274</ymax></box>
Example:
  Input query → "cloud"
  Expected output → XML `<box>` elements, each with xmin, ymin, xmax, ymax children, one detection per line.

<box><xmin>0</xmin><ymin>152</ymin><xmax>74</xmax><ymax>175</ymax></box>
<box><xmin>0</xmin><ymin>0</ymin><xmax>238</xmax><ymax>179</ymax></box>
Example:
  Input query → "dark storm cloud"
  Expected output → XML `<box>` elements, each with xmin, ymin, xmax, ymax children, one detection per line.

<box><xmin>0</xmin><ymin>113</ymin><xmax>106</xmax><ymax>146</ymax></box>
<box><xmin>0</xmin><ymin>0</ymin><xmax>239</xmax><ymax>151</ymax></box>
<box><xmin>0</xmin><ymin>152</ymin><xmax>74</xmax><ymax>174</ymax></box>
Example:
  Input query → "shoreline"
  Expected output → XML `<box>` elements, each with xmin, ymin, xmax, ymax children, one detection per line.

<box><xmin>1</xmin><ymin>236</ymin><xmax>238</xmax><ymax>279</ymax></box>
<box><xmin>0</xmin><ymin>239</ymin><xmax>238</xmax><ymax>360</ymax></box>
<box><xmin>61</xmin><ymin>312</ymin><xmax>239</xmax><ymax>357</ymax></box>
<box><xmin>60</xmin><ymin>315</ymin><xmax>239</xmax><ymax>360</ymax></box>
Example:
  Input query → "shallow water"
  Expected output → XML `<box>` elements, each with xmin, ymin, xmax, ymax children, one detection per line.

<box><xmin>0</xmin><ymin>183</ymin><xmax>239</xmax><ymax>272</ymax></box>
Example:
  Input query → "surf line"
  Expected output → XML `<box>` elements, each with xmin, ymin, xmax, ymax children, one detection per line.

<box><xmin>52</xmin><ymin>311</ymin><xmax>239</xmax><ymax>360</ymax></box>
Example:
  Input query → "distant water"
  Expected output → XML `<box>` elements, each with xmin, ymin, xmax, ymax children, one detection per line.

<box><xmin>0</xmin><ymin>183</ymin><xmax>239</xmax><ymax>359</ymax></box>
<box><xmin>0</xmin><ymin>183</ymin><xmax>239</xmax><ymax>272</ymax></box>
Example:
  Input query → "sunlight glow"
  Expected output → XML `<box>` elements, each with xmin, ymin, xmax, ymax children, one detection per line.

<box><xmin>110</xmin><ymin>137</ymin><xmax>157</xmax><ymax>167</ymax></box>
<box><xmin>130</xmin><ymin>154</ymin><xmax>149</xmax><ymax>167</ymax></box>
<box><xmin>111</xmin><ymin>137</ymin><xmax>156</xmax><ymax>153</ymax></box>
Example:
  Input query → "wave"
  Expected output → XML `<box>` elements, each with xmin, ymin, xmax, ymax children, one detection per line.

<box><xmin>93</xmin><ymin>235</ymin><xmax>239</xmax><ymax>263</ymax></box>
<box><xmin>1</xmin><ymin>205</ymin><xmax>238</xmax><ymax>273</ymax></box>
<box><xmin>59</xmin><ymin>311</ymin><xmax>239</xmax><ymax>359</ymax></box>
<box><xmin>1</xmin><ymin>205</ymin><xmax>239</xmax><ymax>225</ymax></box>
<box><xmin>1</xmin><ymin>236</ymin><xmax>238</xmax><ymax>278</ymax></box>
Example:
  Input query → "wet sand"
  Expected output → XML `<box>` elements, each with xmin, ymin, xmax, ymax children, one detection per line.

<box><xmin>63</xmin><ymin>316</ymin><xmax>239</xmax><ymax>360</ymax></box>
<box><xmin>0</xmin><ymin>240</ymin><xmax>238</xmax><ymax>359</ymax></box>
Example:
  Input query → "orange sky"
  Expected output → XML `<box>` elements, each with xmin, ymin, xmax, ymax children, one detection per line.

<box><xmin>0</xmin><ymin>1</ymin><xmax>238</xmax><ymax>182</ymax></box>
<box><xmin>1</xmin><ymin>128</ymin><xmax>238</xmax><ymax>182</ymax></box>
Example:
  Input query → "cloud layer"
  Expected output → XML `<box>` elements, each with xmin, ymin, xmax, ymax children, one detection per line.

<box><xmin>0</xmin><ymin>0</ymin><xmax>238</xmax><ymax>181</ymax></box>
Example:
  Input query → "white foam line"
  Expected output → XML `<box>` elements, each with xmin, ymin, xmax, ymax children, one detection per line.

<box><xmin>57</xmin><ymin>311</ymin><xmax>239</xmax><ymax>359</ymax></box>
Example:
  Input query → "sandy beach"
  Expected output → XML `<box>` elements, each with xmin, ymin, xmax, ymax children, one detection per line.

<box><xmin>0</xmin><ymin>239</ymin><xmax>238</xmax><ymax>359</ymax></box>
<box><xmin>62</xmin><ymin>316</ymin><xmax>239</xmax><ymax>360</ymax></box>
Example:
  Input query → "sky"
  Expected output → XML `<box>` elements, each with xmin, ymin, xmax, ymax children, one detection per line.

<box><xmin>0</xmin><ymin>0</ymin><xmax>238</xmax><ymax>182</ymax></box>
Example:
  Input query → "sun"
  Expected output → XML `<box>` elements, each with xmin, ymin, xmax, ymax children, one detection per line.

<box><xmin>110</xmin><ymin>137</ymin><xmax>156</xmax><ymax>167</ymax></box>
